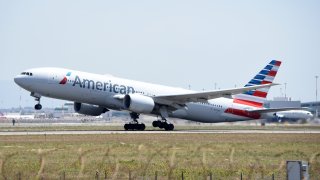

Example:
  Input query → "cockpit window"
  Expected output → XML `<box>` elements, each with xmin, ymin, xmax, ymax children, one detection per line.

<box><xmin>21</xmin><ymin>72</ymin><xmax>33</xmax><ymax>76</ymax></box>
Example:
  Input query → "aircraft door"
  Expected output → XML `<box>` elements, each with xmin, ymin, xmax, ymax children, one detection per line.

<box><xmin>48</xmin><ymin>73</ymin><xmax>64</xmax><ymax>84</ymax></box>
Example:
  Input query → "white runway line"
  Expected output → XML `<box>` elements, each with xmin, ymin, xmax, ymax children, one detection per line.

<box><xmin>0</xmin><ymin>130</ymin><xmax>320</xmax><ymax>135</ymax></box>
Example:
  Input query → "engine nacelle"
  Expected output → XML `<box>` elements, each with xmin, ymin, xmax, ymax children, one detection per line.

<box><xmin>74</xmin><ymin>102</ymin><xmax>108</xmax><ymax>116</ymax></box>
<box><xmin>123</xmin><ymin>94</ymin><xmax>155</xmax><ymax>113</ymax></box>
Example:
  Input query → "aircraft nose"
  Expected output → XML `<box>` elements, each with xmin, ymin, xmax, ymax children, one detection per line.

<box><xmin>14</xmin><ymin>75</ymin><xmax>29</xmax><ymax>88</ymax></box>
<box><xmin>14</xmin><ymin>75</ymin><xmax>23</xmax><ymax>86</ymax></box>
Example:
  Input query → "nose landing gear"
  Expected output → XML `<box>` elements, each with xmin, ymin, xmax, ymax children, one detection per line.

<box><xmin>31</xmin><ymin>92</ymin><xmax>42</xmax><ymax>110</ymax></box>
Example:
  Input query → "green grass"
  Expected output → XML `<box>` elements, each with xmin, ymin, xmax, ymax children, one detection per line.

<box><xmin>0</xmin><ymin>133</ymin><xmax>319</xmax><ymax>179</ymax></box>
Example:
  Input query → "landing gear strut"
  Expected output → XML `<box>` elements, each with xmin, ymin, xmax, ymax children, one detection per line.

<box><xmin>152</xmin><ymin>106</ymin><xmax>174</xmax><ymax>131</ymax></box>
<box><xmin>31</xmin><ymin>92</ymin><xmax>42</xmax><ymax>110</ymax></box>
<box><xmin>124</xmin><ymin>112</ymin><xmax>146</xmax><ymax>131</ymax></box>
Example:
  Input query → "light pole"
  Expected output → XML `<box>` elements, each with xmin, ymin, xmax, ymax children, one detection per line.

<box><xmin>316</xmin><ymin>76</ymin><xmax>319</xmax><ymax>118</ymax></box>
<box><xmin>284</xmin><ymin>83</ymin><xmax>287</xmax><ymax>99</ymax></box>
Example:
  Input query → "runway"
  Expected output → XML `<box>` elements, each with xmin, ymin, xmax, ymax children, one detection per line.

<box><xmin>0</xmin><ymin>129</ymin><xmax>319</xmax><ymax>135</ymax></box>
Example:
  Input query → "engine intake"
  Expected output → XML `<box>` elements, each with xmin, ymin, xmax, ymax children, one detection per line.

<box><xmin>74</xmin><ymin>102</ymin><xmax>108</xmax><ymax>116</ymax></box>
<box><xmin>123</xmin><ymin>94</ymin><xmax>155</xmax><ymax>113</ymax></box>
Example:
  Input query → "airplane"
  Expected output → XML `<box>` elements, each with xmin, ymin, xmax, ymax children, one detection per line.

<box><xmin>0</xmin><ymin>112</ymin><xmax>35</xmax><ymax>120</ymax></box>
<box><xmin>14</xmin><ymin>60</ymin><xmax>303</xmax><ymax>131</ymax></box>
<box><xmin>267</xmin><ymin>110</ymin><xmax>313</xmax><ymax>123</ymax></box>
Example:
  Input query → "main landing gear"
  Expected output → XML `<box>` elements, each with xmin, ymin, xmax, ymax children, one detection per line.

<box><xmin>152</xmin><ymin>106</ymin><xmax>174</xmax><ymax>131</ymax></box>
<box><xmin>123</xmin><ymin>106</ymin><xmax>175</xmax><ymax>131</ymax></box>
<box><xmin>152</xmin><ymin>119</ymin><xmax>174</xmax><ymax>131</ymax></box>
<box><xmin>31</xmin><ymin>92</ymin><xmax>42</xmax><ymax>110</ymax></box>
<box><xmin>124</xmin><ymin>112</ymin><xmax>146</xmax><ymax>131</ymax></box>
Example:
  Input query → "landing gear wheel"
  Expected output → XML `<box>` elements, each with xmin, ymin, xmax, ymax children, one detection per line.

<box><xmin>124</xmin><ymin>124</ymin><xmax>129</xmax><ymax>130</ymax></box>
<box><xmin>152</xmin><ymin>120</ymin><xmax>174</xmax><ymax>131</ymax></box>
<box><xmin>165</xmin><ymin>124</ymin><xmax>174</xmax><ymax>131</ymax></box>
<box><xmin>138</xmin><ymin>123</ymin><xmax>146</xmax><ymax>131</ymax></box>
<box><xmin>35</xmin><ymin>104</ymin><xmax>42</xmax><ymax>110</ymax></box>
<box><xmin>152</xmin><ymin>120</ymin><xmax>160</xmax><ymax>127</ymax></box>
<box><xmin>159</xmin><ymin>122</ymin><xmax>167</xmax><ymax>129</ymax></box>
<box><xmin>124</xmin><ymin>123</ymin><xmax>145</xmax><ymax>131</ymax></box>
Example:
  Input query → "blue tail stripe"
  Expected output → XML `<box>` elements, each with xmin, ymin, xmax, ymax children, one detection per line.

<box><xmin>259</xmin><ymin>70</ymin><xmax>269</xmax><ymax>75</ymax></box>
<box><xmin>270</xmin><ymin>60</ymin><xmax>277</xmax><ymax>65</ymax></box>
<box><xmin>249</xmin><ymin>79</ymin><xmax>261</xmax><ymax>85</ymax></box>
<box><xmin>244</xmin><ymin>91</ymin><xmax>255</xmax><ymax>95</ymax></box>
<box><xmin>254</xmin><ymin>75</ymin><xmax>265</xmax><ymax>80</ymax></box>
<box><xmin>264</xmin><ymin>65</ymin><xmax>273</xmax><ymax>70</ymax></box>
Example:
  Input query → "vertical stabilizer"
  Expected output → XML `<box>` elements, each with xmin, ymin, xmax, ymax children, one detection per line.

<box><xmin>233</xmin><ymin>60</ymin><xmax>282</xmax><ymax>108</ymax></box>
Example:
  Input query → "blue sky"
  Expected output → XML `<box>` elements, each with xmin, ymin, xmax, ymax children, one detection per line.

<box><xmin>1</xmin><ymin>0</ymin><xmax>320</xmax><ymax>108</ymax></box>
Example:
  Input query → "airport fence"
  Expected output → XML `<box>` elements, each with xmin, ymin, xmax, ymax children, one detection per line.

<box><xmin>11</xmin><ymin>170</ymin><xmax>281</xmax><ymax>180</ymax></box>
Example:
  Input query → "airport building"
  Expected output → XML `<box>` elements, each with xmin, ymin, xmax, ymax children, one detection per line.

<box><xmin>264</xmin><ymin>97</ymin><xmax>301</xmax><ymax>108</ymax></box>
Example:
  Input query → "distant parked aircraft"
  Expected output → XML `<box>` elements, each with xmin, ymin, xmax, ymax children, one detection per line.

<box><xmin>14</xmin><ymin>60</ymin><xmax>303</xmax><ymax>130</ymax></box>
<box><xmin>0</xmin><ymin>113</ymin><xmax>35</xmax><ymax>120</ymax></box>
<box><xmin>266</xmin><ymin>110</ymin><xmax>313</xmax><ymax>123</ymax></box>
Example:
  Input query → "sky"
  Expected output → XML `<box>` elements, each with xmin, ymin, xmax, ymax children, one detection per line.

<box><xmin>1</xmin><ymin>0</ymin><xmax>320</xmax><ymax>108</ymax></box>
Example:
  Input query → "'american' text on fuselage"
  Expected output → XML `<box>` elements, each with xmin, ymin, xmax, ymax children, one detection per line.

<box><xmin>72</xmin><ymin>76</ymin><xmax>135</xmax><ymax>94</ymax></box>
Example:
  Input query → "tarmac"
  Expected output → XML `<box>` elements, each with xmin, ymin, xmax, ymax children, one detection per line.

<box><xmin>0</xmin><ymin>129</ymin><xmax>319</xmax><ymax>135</ymax></box>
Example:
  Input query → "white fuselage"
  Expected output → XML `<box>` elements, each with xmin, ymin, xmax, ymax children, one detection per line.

<box><xmin>268</xmin><ymin>110</ymin><xmax>313</xmax><ymax>122</ymax></box>
<box><xmin>14</xmin><ymin>68</ymin><xmax>263</xmax><ymax>123</ymax></box>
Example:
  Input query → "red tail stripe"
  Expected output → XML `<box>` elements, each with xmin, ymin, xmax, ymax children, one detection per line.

<box><xmin>275</xmin><ymin>61</ymin><xmax>281</xmax><ymax>66</ymax></box>
<box><xmin>267</xmin><ymin>70</ymin><xmax>277</xmax><ymax>77</ymax></box>
<box><xmin>261</xmin><ymin>80</ymin><xmax>272</xmax><ymax>84</ymax></box>
<box><xmin>234</xmin><ymin>99</ymin><xmax>263</xmax><ymax>108</ymax></box>
<box><xmin>253</xmin><ymin>91</ymin><xmax>268</xmax><ymax>98</ymax></box>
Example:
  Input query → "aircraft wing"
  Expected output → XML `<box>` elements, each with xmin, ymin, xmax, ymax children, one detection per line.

<box><xmin>153</xmin><ymin>83</ymin><xmax>277</xmax><ymax>105</ymax></box>
<box><xmin>248</xmin><ymin>107</ymin><xmax>309</xmax><ymax>114</ymax></box>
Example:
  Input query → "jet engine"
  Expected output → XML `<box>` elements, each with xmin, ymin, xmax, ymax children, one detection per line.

<box><xmin>74</xmin><ymin>102</ymin><xmax>108</xmax><ymax>116</ymax></box>
<box><xmin>123</xmin><ymin>94</ymin><xmax>155</xmax><ymax>113</ymax></box>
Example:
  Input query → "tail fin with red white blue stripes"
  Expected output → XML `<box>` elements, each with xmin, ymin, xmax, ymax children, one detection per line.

<box><xmin>233</xmin><ymin>60</ymin><xmax>282</xmax><ymax>108</ymax></box>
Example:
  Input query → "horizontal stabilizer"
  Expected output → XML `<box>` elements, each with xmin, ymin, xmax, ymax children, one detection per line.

<box><xmin>248</xmin><ymin>107</ymin><xmax>309</xmax><ymax>114</ymax></box>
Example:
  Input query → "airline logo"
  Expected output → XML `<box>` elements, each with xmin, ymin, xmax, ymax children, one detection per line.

<box><xmin>59</xmin><ymin>72</ymin><xmax>72</xmax><ymax>85</ymax></box>
<box><xmin>233</xmin><ymin>60</ymin><xmax>281</xmax><ymax>108</ymax></box>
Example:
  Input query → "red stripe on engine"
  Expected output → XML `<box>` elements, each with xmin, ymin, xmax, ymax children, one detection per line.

<box><xmin>225</xmin><ymin>108</ymin><xmax>261</xmax><ymax>119</ymax></box>
<box><xmin>253</xmin><ymin>91</ymin><xmax>268</xmax><ymax>98</ymax></box>
<box><xmin>234</xmin><ymin>99</ymin><xmax>263</xmax><ymax>108</ymax></box>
